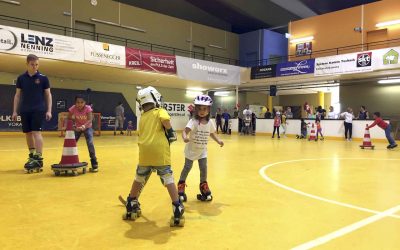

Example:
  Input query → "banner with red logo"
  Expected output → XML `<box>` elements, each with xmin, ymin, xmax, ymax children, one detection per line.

<box><xmin>126</xmin><ymin>47</ymin><xmax>176</xmax><ymax>74</ymax></box>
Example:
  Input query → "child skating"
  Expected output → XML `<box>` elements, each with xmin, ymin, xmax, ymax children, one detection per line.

<box><xmin>367</xmin><ymin>112</ymin><xmax>398</xmax><ymax>149</ymax></box>
<box><xmin>296</xmin><ymin>118</ymin><xmax>308</xmax><ymax>139</ymax></box>
<box><xmin>315</xmin><ymin>117</ymin><xmax>324</xmax><ymax>140</ymax></box>
<box><xmin>177</xmin><ymin>95</ymin><xmax>224</xmax><ymax>202</ymax></box>
<box><xmin>126</xmin><ymin>120</ymin><xmax>134</xmax><ymax>136</ymax></box>
<box><xmin>68</xmin><ymin>95</ymin><xmax>99</xmax><ymax>172</ymax></box>
<box><xmin>123</xmin><ymin>86</ymin><xmax>184</xmax><ymax>227</ymax></box>
<box><xmin>272</xmin><ymin>113</ymin><xmax>281</xmax><ymax>139</ymax></box>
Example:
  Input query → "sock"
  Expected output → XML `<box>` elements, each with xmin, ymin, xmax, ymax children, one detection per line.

<box><xmin>29</xmin><ymin>148</ymin><xmax>36</xmax><ymax>154</ymax></box>
<box><xmin>35</xmin><ymin>152</ymin><xmax>42</xmax><ymax>159</ymax></box>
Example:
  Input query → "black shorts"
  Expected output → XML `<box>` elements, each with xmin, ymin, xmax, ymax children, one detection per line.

<box><xmin>20</xmin><ymin>112</ymin><xmax>45</xmax><ymax>133</ymax></box>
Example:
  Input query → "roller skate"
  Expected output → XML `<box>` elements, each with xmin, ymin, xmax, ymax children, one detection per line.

<box><xmin>24</xmin><ymin>153</ymin><xmax>43</xmax><ymax>174</ymax></box>
<box><xmin>170</xmin><ymin>201</ymin><xmax>185</xmax><ymax>227</ymax></box>
<box><xmin>387</xmin><ymin>144</ymin><xmax>398</xmax><ymax>149</ymax></box>
<box><xmin>122</xmin><ymin>196</ymin><xmax>141</xmax><ymax>220</ymax></box>
<box><xmin>90</xmin><ymin>158</ymin><xmax>98</xmax><ymax>172</ymax></box>
<box><xmin>197</xmin><ymin>181</ymin><xmax>213</xmax><ymax>201</ymax></box>
<box><xmin>177</xmin><ymin>181</ymin><xmax>187</xmax><ymax>202</ymax></box>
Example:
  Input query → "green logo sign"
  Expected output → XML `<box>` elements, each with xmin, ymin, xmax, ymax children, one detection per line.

<box><xmin>383</xmin><ymin>49</ymin><xmax>399</xmax><ymax>65</ymax></box>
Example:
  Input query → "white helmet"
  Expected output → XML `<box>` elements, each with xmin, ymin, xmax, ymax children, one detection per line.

<box><xmin>194</xmin><ymin>95</ymin><xmax>213</xmax><ymax>106</ymax></box>
<box><xmin>136</xmin><ymin>86</ymin><xmax>162</xmax><ymax>107</ymax></box>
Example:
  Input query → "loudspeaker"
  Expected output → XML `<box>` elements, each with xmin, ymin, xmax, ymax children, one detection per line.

<box><xmin>270</xmin><ymin>85</ymin><xmax>277</xmax><ymax>96</ymax></box>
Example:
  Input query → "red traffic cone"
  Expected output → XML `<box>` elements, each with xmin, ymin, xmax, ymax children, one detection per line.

<box><xmin>360</xmin><ymin>125</ymin><xmax>375</xmax><ymax>149</ymax></box>
<box><xmin>51</xmin><ymin>120</ymin><xmax>88</xmax><ymax>175</ymax></box>
<box><xmin>308</xmin><ymin>123</ymin><xmax>317</xmax><ymax>141</ymax></box>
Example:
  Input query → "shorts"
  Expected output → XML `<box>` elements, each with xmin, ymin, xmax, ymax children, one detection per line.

<box><xmin>136</xmin><ymin>165</ymin><xmax>173</xmax><ymax>177</ymax></box>
<box><xmin>21</xmin><ymin>111</ymin><xmax>45</xmax><ymax>133</ymax></box>
<box><xmin>115</xmin><ymin>116</ymin><xmax>124</xmax><ymax>129</ymax></box>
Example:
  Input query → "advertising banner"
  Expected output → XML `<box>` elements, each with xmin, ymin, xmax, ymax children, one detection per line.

<box><xmin>296</xmin><ymin>42</ymin><xmax>312</xmax><ymax>56</ymax></box>
<box><xmin>0</xmin><ymin>25</ymin><xmax>84</xmax><ymax>62</ymax></box>
<box><xmin>126</xmin><ymin>47</ymin><xmax>176</xmax><ymax>74</ymax></box>
<box><xmin>276</xmin><ymin>59</ymin><xmax>315</xmax><ymax>77</ymax></box>
<box><xmin>250</xmin><ymin>64</ymin><xmax>276</xmax><ymax>79</ymax></box>
<box><xmin>314</xmin><ymin>52</ymin><xmax>373</xmax><ymax>76</ymax></box>
<box><xmin>176</xmin><ymin>56</ymin><xmax>241</xmax><ymax>84</ymax></box>
<box><xmin>372</xmin><ymin>47</ymin><xmax>400</xmax><ymax>70</ymax></box>
<box><xmin>84</xmin><ymin>40</ymin><xmax>125</xmax><ymax>66</ymax></box>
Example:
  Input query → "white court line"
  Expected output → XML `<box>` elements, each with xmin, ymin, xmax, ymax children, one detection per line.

<box><xmin>292</xmin><ymin>204</ymin><xmax>400</xmax><ymax>250</ymax></box>
<box><xmin>259</xmin><ymin>158</ymin><xmax>400</xmax><ymax>219</ymax></box>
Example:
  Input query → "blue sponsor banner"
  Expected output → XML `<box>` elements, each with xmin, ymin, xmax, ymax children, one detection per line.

<box><xmin>276</xmin><ymin>59</ymin><xmax>315</xmax><ymax>77</ymax></box>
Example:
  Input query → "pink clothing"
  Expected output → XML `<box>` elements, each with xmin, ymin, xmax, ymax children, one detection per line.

<box><xmin>274</xmin><ymin>117</ymin><xmax>281</xmax><ymax>127</ymax></box>
<box><xmin>69</xmin><ymin>105</ymin><xmax>93</xmax><ymax>128</ymax></box>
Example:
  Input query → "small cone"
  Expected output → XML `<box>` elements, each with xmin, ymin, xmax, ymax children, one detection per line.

<box><xmin>52</xmin><ymin>120</ymin><xmax>87</xmax><ymax>168</ymax></box>
<box><xmin>360</xmin><ymin>125</ymin><xmax>374</xmax><ymax>149</ymax></box>
<box><xmin>308</xmin><ymin>123</ymin><xmax>316</xmax><ymax>141</ymax></box>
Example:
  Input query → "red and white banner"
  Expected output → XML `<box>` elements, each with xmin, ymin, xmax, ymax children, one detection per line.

<box><xmin>126</xmin><ymin>47</ymin><xmax>176</xmax><ymax>74</ymax></box>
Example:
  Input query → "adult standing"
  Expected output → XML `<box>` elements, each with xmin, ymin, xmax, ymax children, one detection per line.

<box><xmin>114</xmin><ymin>102</ymin><xmax>125</xmax><ymax>135</ymax></box>
<box><xmin>215</xmin><ymin>108</ymin><xmax>223</xmax><ymax>134</ymax></box>
<box><xmin>264</xmin><ymin>108</ymin><xmax>272</xmax><ymax>119</ymax></box>
<box><xmin>286</xmin><ymin>107</ymin><xmax>293</xmax><ymax>119</ymax></box>
<box><xmin>340</xmin><ymin>107</ymin><xmax>355</xmax><ymax>141</ymax></box>
<box><xmin>327</xmin><ymin>106</ymin><xmax>337</xmax><ymax>119</ymax></box>
<box><xmin>12</xmin><ymin>54</ymin><xmax>52</xmax><ymax>171</ymax></box>
<box><xmin>358</xmin><ymin>106</ymin><xmax>370</xmax><ymax>120</ymax></box>
<box><xmin>222</xmin><ymin>109</ymin><xmax>231</xmax><ymax>134</ymax></box>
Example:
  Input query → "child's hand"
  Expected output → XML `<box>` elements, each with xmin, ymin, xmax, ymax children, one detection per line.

<box><xmin>183</xmin><ymin>138</ymin><xmax>190</xmax><ymax>143</ymax></box>
<box><xmin>218</xmin><ymin>140</ymin><xmax>224</xmax><ymax>147</ymax></box>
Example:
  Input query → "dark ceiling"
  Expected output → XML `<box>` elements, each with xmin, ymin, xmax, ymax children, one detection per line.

<box><xmin>116</xmin><ymin>0</ymin><xmax>380</xmax><ymax>34</ymax></box>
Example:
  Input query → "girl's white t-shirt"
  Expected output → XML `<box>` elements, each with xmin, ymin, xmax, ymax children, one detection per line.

<box><xmin>184</xmin><ymin>119</ymin><xmax>216</xmax><ymax>161</ymax></box>
<box><xmin>327</xmin><ymin>111</ymin><xmax>336</xmax><ymax>119</ymax></box>
<box><xmin>341</xmin><ymin>112</ymin><xmax>354</xmax><ymax>123</ymax></box>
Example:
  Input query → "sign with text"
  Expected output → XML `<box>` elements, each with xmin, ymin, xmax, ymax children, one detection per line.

<box><xmin>276</xmin><ymin>59</ymin><xmax>315</xmax><ymax>77</ymax></box>
<box><xmin>0</xmin><ymin>25</ymin><xmax>84</xmax><ymax>62</ymax></box>
<box><xmin>126</xmin><ymin>47</ymin><xmax>176</xmax><ymax>74</ymax></box>
<box><xmin>314</xmin><ymin>52</ymin><xmax>373</xmax><ymax>76</ymax></box>
<box><xmin>176</xmin><ymin>56</ymin><xmax>241</xmax><ymax>84</ymax></box>
<box><xmin>250</xmin><ymin>64</ymin><xmax>276</xmax><ymax>79</ymax></box>
<box><xmin>84</xmin><ymin>40</ymin><xmax>125</xmax><ymax>66</ymax></box>
<box><xmin>372</xmin><ymin>47</ymin><xmax>400</xmax><ymax>70</ymax></box>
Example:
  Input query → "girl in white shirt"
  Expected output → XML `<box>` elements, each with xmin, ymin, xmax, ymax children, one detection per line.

<box><xmin>327</xmin><ymin>106</ymin><xmax>337</xmax><ymax>119</ymax></box>
<box><xmin>340</xmin><ymin>107</ymin><xmax>355</xmax><ymax>141</ymax></box>
<box><xmin>177</xmin><ymin>95</ymin><xmax>224</xmax><ymax>202</ymax></box>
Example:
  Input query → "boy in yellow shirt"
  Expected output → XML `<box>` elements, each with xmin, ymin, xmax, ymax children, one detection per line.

<box><xmin>123</xmin><ymin>86</ymin><xmax>184</xmax><ymax>227</ymax></box>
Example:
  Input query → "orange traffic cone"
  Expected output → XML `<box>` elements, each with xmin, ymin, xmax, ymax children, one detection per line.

<box><xmin>360</xmin><ymin>125</ymin><xmax>375</xmax><ymax>149</ymax></box>
<box><xmin>308</xmin><ymin>123</ymin><xmax>317</xmax><ymax>141</ymax></box>
<box><xmin>51</xmin><ymin>120</ymin><xmax>88</xmax><ymax>176</ymax></box>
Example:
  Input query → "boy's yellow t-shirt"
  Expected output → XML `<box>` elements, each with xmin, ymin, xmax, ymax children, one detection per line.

<box><xmin>138</xmin><ymin>108</ymin><xmax>171</xmax><ymax>166</ymax></box>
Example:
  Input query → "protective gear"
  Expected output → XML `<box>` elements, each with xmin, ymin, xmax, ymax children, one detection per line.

<box><xmin>166</xmin><ymin>128</ymin><xmax>177</xmax><ymax>143</ymax></box>
<box><xmin>160</xmin><ymin>172</ymin><xmax>175</xmax><ymax>185</ymax></box>
<box><xmin>135</xmin><ymin>173</ymin><xmax>149</xmax><ymax>184</ymax></box>
<box><xmin>194</xmin><ymin>95</ymin><xmax>213</xmax><ymax>106</ymax></box>
<box><xmin>136</xmin><ymin>86</ymin><xmax>163</xmax><ymax>107</ymax></box>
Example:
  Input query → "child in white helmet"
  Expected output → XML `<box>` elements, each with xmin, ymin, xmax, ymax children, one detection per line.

<box><xmin>123</xmin><ymin>86</ymin><xmax>185</xmax><ymax>227</ymax></box>
<box><xmin>177</xmin><ymin>95</ymin><xmax>224</xmax><ymax>202</ymax></box>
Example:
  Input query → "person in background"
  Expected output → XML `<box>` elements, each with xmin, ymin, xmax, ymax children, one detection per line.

<box><xmin>327</xmin><ymin>106</ymin><xmax>337</xmax><ymax>119</ymax></box>
<box><xmin>215</xmin><ymin>108</ymin><xmax>223</xmax><ymax>134</ymax></box>
<box><xmin>233</xmin><ymin>107</ymin><xmax>239</xmax><ymax>119</ymax></box>
<box><xmin>264</xmin><ymin>108</ymin><xmax>272</xmax><ymax>119</ymax></box>
<box><xmin>281</xmin><ymin>111</ymin><xmax>288</xmax><ymax>138</ymax></box>
<box><xmin>315</xmin><ymin>117</ymin><xmax>324</xmax><ymax>140</ymax></box>
<box><xmin>251</xmin><ymin>112</ymin><xmax>256</xmax><ymax>135</ymax></box>
<box><xmin>222</xmin><ymin>109</ymin><xmax>231</xmax><ymax>134</ymax></box>
<box><xmin>286</xmin><ymin>107</ymin><xmax>293</xmax><ymax>119</ymax></box>
<box><xmin>316</xmin><ymin>106</ymin><xmax>326</xmax><ymax>120</ymax></box>
<box><xmin>126</xmin><ymin>121</ymin><xmax>134</xmax><ymax>136</ymax></box>
<box><xmin>367</xmin><ymin>112</ymin><xmax>397</xmax><ymax>149</ymax></box>
<box><xmin>340</xmin><ymin>107</ymin><xmax>355</xmax><ymax>141</ymax></box>
<box><xmin>358</xmin><ymin>106</ymin><xmax>370</xmax><ymax>120</ymax></box>
<box><xmin>272</xmin><ymin>113</ymin><xmax>281</xmax><ymax>139</ymax></box>
<box><xmin>114</xmin><ymin>102</ymin><xmax>125</xmax><ymax>135</ymax></box>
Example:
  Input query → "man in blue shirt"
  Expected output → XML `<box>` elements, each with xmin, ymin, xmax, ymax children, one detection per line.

<box><xmin>12</xmin><ymin>54</ymin><xmax>52</xmax><ymax>172</ymax></box>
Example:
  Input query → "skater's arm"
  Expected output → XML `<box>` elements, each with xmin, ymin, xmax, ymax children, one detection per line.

<box><xmin>12</xmin><ymin>89</ymin><xmax>21</xmax><ymax>121</ymax></box>
<box><xmin>162</xmin><ymin>119</ymin><xmax>177</xmax><ymax>143</ymax></box>
<box><xmin>367</xmin><ymin>119</ymin><xmax>378</xmax><ymax>129</ymax></box>
<box><xmin>210</xmin><ymin>133</ymin><xmax>224</xmax><ymax>147</ymax></box>
<box><xmin>44</xmin><ymin>88</ymin><xmax>52</xmax><ymax>121</ymax></box>
<box><xmin>161</xmin><ymin>119</ymin><xmax>172</xmax><ymax>129</ymax></box>
<box><xmin>81</xmin><ymin>112</ymin><xmax>93</xmax><ymax>130</ymax></box>
<box><xmin>182</xmin><ymin>127</ymin><xmax>191</xmax><ymax>143</ymax></box>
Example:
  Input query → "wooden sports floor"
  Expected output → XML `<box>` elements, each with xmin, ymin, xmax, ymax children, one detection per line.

<box><xmin>1</xmin><ymin>133</ymin><xmax>400</xmax><ymax>250</ymax></box>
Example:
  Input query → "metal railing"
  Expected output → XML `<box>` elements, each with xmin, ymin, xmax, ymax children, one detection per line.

<box><xmin>0</xmin><ymin>14</ymin><xmax>240</xmax><ymax>65</ymax></box>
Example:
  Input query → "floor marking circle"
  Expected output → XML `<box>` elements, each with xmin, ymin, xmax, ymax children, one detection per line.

<box><xmin>259</xmin><ymin>157</ymin><xmax>400</xmax><ymax>219</ymax></box>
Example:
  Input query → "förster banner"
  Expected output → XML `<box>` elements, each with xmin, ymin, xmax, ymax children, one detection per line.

<box><xmin>126</xmin><ymin>47</ymin><xmax>176</xmax><ymax>74</ymax></box>
<box><xmin>0</xmin><ymin>24</ymin><xmax>84</xmax><ymax>62</ymax></box>
<box><xmin>176</xmin><ymin>56</ymin><xmax>241</xmax><ymax>84</ymax></box>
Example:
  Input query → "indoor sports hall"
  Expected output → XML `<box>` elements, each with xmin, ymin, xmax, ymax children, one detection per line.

<box><xmin>1</xmin><ymin>1</ymin><xmax>400</xmax><ymax>249</ymax></box>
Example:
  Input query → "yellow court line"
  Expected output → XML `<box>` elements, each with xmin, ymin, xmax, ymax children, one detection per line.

<box><xmin>259</xmin><ymin>158</ymin><xmax>400</xmax><ymax>219</ymax></box>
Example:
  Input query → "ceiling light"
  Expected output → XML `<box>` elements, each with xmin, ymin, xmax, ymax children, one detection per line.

<box><xmin>290</xmin><ymin>36</ymin><xmax>314</xmax><ymax>44</ymax></box>
<box><xmin>136</xmin><ymin>86</ymin><xmax>142</xmax><ymax>90</ymax></box>
<box><xmin>186</xmin><ymin>90</ymin><xmax>203</xmax><ymax>97</ymax></box>
<box><xmin>214</xmin><ymin>91</ymin><xmax>230</xmax><ymax>97</ymax></box>
<box><xmin>378</xmin><ymin>79</ymin><xmax>400</xmax><ymax>84</ymax></box>
<box><xmin>285</xmin><ymin>33</ymin><xmax>291</xmax><ymax>39</ymax></box>
<box><xmin>376</xmin><ymin>19</ymin><xmax>400</xmax><ymax>28</ymax></box>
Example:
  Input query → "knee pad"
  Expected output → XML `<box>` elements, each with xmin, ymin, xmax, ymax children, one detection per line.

<box><xmin>160</xmin><ymin>173</ymin><xmax>175</xmax><ymax>186</ymax></box>
<box><xmin>135</xmin><ymin>173</ymin><xmax>150</xmax><ymax>184</ymax></box>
